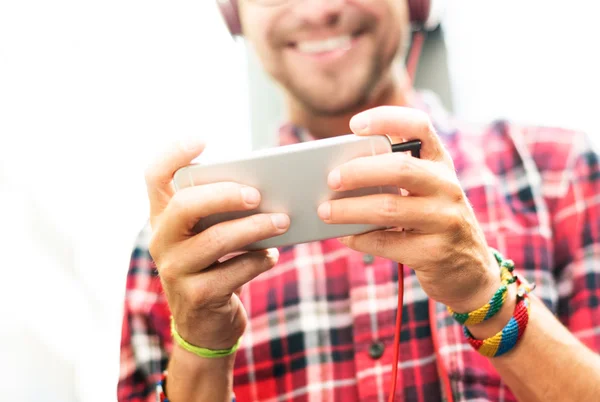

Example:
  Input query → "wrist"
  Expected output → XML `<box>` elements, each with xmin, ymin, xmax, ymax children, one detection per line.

<box><xmin>445</xmin><ymin>254</ymin><xmax>502</xmax><ymax>314</ymax></box>
<box><xmin>465</xmin><ymin>280</ymin><xmax>518</xmax><ymax>339</ymax></box>
<box><xmin>171</xmin><ymin>315</ymin><xmax>242</xmax><ymax>354</ymax></box>
<box><xmin>166</xmin><ymin>343</ymin><xmax>236</xmax><ymax>402</ymax></box>
<box><xmin>172</xmin><ymin>340</ymin><xmax>238</xmax><ymax>370</ymax></box>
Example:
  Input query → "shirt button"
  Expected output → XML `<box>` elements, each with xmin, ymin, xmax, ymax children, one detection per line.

<box><xmin>368</xmin><ymin>341</ymin><xmax>385</xmax><ymax>359</ymax></box>
<box><xmin>362</xmin><ymin>254</ymin><xmax>375</xmax><ymax>265</ymax></box>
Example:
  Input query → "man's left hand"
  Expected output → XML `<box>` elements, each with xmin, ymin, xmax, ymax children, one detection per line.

<box><xmin>317</xmin><ymin>106</ymin><xmax>499</xmax><ymax>312</ymax></box>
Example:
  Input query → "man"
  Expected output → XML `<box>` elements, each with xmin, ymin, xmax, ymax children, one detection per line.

<box><xmin>118</xmin><ymin>1</ymin><xmax>600</xmax><ymax>401</ymax></box>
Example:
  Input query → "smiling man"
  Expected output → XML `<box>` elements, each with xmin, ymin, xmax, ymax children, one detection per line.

<box><xmin>118</xmin><ymin>1</ymin><xmax>600</xmax><ymax>401</ymax></box>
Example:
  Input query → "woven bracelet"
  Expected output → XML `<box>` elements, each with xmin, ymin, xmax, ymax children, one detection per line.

<box><xmin>447</xmin><ymin>249</ymin><xmax>517</xmax><ymax>325</ymax></box>
<box><xmin>464</xmin><ymin>275</ymin><xmax>534</xmax><ymax>358</ymax></box>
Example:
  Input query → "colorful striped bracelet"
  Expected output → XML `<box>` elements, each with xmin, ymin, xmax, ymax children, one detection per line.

<box><xmin>156</xmin><ymin>371</ymin><xmax>169</xmax><ymax>402</ymax></box>
<box><xmin>464</xmin><ymin>275</ymin><xmax>534</xmax><ymax>358</ymax></box>
<box><xmin>447</xmin><ymin>255</ymin><xmax>517</xmax><ymax>325</ymax></box>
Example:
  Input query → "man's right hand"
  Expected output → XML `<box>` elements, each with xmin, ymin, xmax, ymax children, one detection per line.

<box><xmin>145</xmin><ymin>139</ymin><xmax>290</xmax><ymax>351</ymax></box>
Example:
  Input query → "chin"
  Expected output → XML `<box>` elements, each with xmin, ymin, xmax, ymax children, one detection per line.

<box><xmin>286</xmin><ymin>56</ymin><xmax>386</xmax><ymax>117</ymax></box>
<box><xmin>300</xmin><ymin>93</ymin><xmax>370</xmax><ymax>117</ymax></box>
<box><xmin>293</xmin><ymin>77</ymin><xmax>381</xmax><ymax>117</ymax></box>
<box><xmin>286</xmin><ymin>75</ymin><xmax>364</xmax><ymax>115</ymax></box>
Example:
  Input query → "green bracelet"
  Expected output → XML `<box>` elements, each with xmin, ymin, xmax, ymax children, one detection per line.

<box><xmin>447</xmin><ymin>249</ymin><xmax>517</xmax><ymax>325</ymax></box>
<box><xmin>170</xmin><ymin>316</ymin><xmax>241</xmax><ymax>358</ymax></box>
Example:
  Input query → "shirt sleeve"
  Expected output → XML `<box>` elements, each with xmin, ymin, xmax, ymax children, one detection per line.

<box><xmin>549</xmin><ymin>131</ymin><xmax>600</xmax><ymax>352</ymax></box>
<box><xmin>118</xmin><ymin>225</ymin><xmax>172</xmax><ymax>402</ymax></box>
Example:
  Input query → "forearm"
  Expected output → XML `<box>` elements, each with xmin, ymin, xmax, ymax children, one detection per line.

<box><xmin>468</xmin><ymin>288</ymin><xmax>600</xmax><ymax>401</ymax></box>
<box><xmin>165</xmin><ymin>344</ymin><xmax>235</xmax><ymax>402</ymax></box>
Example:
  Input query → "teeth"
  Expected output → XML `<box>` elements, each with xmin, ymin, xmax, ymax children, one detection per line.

<box><xmin>297</xmin><ymin>36</ymin><xmax>351</xmax><ymax>54</ymax></box>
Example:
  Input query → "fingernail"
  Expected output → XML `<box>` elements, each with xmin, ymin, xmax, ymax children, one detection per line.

<box><xmin>318</xmin><ymin>202</ymin><xmax>331</xmax><ymax>220</ymax></box>
<box><xmin>240</xmin><ymin>187</ymin><xmax>260</xmax><ymax>205</ymax></box>
<box><xmin>179</xmin><ymin>138</ymin><xmax>204</xmax><ymax>152</ymax></box>
<box><xmin>266</xmin><ymin>247</ymin><xmax>280</xmax><ymax>261</ymax></box>
<box><xmin>328</xmin><ymin>169</ymin><xmax>341</xmax><ymax>190</ymax></box>
<box><xmin>271</xmin><ymin>213</ymin><xmax>290</xmax><ymax>230</ymax></box>
<box><xmin>350</xmin><ymin>113</ymin><xmax>370</xmax><ymax>133</ymax></box>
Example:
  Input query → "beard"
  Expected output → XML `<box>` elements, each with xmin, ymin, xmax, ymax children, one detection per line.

<box><xmin>285</xmin><ymin>54</ymin><xmax>386</xmax><ymax>117</ymax></box>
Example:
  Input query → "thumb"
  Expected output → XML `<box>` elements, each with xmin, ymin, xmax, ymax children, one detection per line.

<box><xmin>144</xmin><ymin>138</ymin><xmax>206</xmax><ymax>226</ymax></box>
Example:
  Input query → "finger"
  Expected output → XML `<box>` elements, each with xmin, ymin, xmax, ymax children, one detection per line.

<box><xmin>145</xmin><ymin>138</ymin><xmax>206</xmax><ymax>225</ymax></box>
<box><xmin>340</xmin><ymin>232</ymin><xmax>490</xmax><ymax>305</ymax></box>
<box><xmin>349</xmin><ymin>106</ymin><xmax>450</xmax><ymax>163</ymax></box>
<box><xmin>159</xmin><ymin>182</ymin><xmax>262</xmax><ymax>242</ymax></box>
<box><xmin>219</xmin><ymin>251</ymin><xmax>248</xmax><ymax>264</ymax></box>
<box><xmin>182</xmin><ymin>212</ymin><xmax>290</xmax><ymax>272</ymax></box>
<box><xmin>328</xmin><ymin>152</ymin><xmax>442</xmax><ymax>196</ymax></box>
<box><xmin>189</xmin><ymin>248</ymin><xmax>280</xmax><ymax>298</ymax></box>
<box><xmin>318</xmin><ymin>194</ymin><xmax>451</xmax><ymax>232</ymax></box>
<box><xmin>339</xmin><ymin>230</ymin><xmax>438</xmax><ymax>267</ymax></box>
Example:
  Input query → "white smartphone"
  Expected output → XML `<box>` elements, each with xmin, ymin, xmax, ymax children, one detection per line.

<box><xmin>172</xmin><ymin>134</ymin><xmax>420</xmax><ymax>250</ymax></box>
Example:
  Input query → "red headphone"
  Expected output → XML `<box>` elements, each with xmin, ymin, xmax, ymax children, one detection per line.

<box><xmin>217</xmin><ymin>0</ymin><xmax>441</xmax><ymax>37</ymax></box>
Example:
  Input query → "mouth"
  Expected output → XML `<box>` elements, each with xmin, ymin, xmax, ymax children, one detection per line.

<box><xmin>286</xmin><ymin>28</ymin><xmax>367</xmax><ymax>56</ymax></box>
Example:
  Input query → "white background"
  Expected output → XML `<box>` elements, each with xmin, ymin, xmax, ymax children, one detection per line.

<box><xmin>0</xmin><ymin>1</ymin><xmax>598</xmax><ymax>401</ymax></box>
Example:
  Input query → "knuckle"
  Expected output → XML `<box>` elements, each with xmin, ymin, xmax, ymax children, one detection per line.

<box><xmin>340</xmin><ymin>161</ymin><xmax>358</xmax><ymax>184</ymax></box>
<box><xmin>236</xmin><ymin>254</ymin><xmax>254</xmax><ymax>271</ymax></box>
<box><xmin>228</xmin><ymin>249</ymin><xmax>278</xmax><ymax>278</ymax></box>
<box><xmin>169</xmin><ymin>191</ymin><xmax>189</xmax><ymax>214</ymax></box>
<box><xmin>447</xmin><ymin>182</ymin><xmax>466</xmax><ymax>204</ymax></box>
<box><xmin>211</xmin><ymin>182</ymin><xmax>248</xmax><ymax>207</ymax></box>
<box><xmin>214</xmin><ymin>182</ymin><xmax>237</xmax><ymax>200</ymax></box>
<box><xmin>148</xmin><ymin>233</ymin><xmax>161</xmax><ymax>261</ymax></box>
<box><xmin>373</xmin><ymin>232</ymin><xmax>389</xmax><ymax>254</ymax></box>
<box><xmin>414</xmin><ymin>110</ymin><xmax>432</xmax><ymax>131</ymax></box>
<box><xmin>143</xmin><ymin>165</ymin><xmax>157</xmax><ymax>185</ymax></box>
<box><xmin>329</xmin><ymin>201</ymin><xmax>345</xmax><ymax>221</ymax></box>
<box><xmin>421</xmin><ymin>202</ymin><xmax>438</xmax><ymax>221</ymax></box>
<box><xmin>343</xmin><ymin>235</ymin><xmax>356</xmax><ymax>249</ymax></box>
<box><xmin>144</xmin><ymin>163</ymin><xmax>171</xmax><ymax>188</ymax></box>
<box><xmin>189</xmin><ymin>280</ymin><xmax>214</xmax><ymax>307</ymax></box>
<box><xmin>249</xmin><ymin>213</ymin><xmax>267</xmax><ymax>229</ymax></box>
<box><xmin>380</xmin><ymin>194</ymin><xmax>399</xmax><ymax>217</ymax></box>
<box><xmin>235</xmin><ymin>253</ymin><xmax>266</xmax><ymax>276</ymax></box>
<box><xmin>205</xmin><ymin>225</ymin><xmax>227</xmax><ymax>255</ymax></box>
<box><xmin>394</xmin><ymin>156</ymin><xmax>414</xmax><ymax>176</ymax></box>
<box><xmin>149</xmin><ymin>216</ymin><xmax>159</xmax><ymax>231</ymax></box>
<box><xmin>148</xmin><ymin>227</ymin><xmax>168</xmax><ymax>265</ymax></box>
<box><xmin>156</xmin><ymin>256</ymin><xmax>178</xmax><ymax>283</ymax></box>
<box><xmin>252</xmin><ymin>214</ymin><xmax>276</xmax><ymax>236</ymax></box>
<box><xmin>444</xmin><ymin>206</ymin><xmax>465</xmax><ymax>235</ymax></box>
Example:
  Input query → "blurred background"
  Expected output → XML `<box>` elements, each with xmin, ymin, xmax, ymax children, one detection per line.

<box><xmin>0</xmin><ymin>1</ymin><xmax>598</xmax><ymax>401</ymax></box>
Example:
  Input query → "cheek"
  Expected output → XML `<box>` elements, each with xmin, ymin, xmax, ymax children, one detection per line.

<box><xmin>241</xmin><ymin>7</ymin><xmax>270</xmax><ymax>49</ymax></box>
<box><xmin>241</xmin><ymin>9</ymin><xmax>284</xmax><ymax>73</ymax></box>
<box><xmin>357</xmin><ymin>0</ymin><xmax>406</xmax><ymax>58</ymax></box>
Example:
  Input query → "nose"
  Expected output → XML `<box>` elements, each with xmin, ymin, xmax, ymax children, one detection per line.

<box><xmin>291</xmin><ymin>0</ymin><xmax>345</xmax><ymax>27</ymax></box>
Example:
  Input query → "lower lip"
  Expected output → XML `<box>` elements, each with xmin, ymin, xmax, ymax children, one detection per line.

<box><xmin>291</xmin><ymin>35</ymin><xmax>362</xmax><ymax>62</ymax></box>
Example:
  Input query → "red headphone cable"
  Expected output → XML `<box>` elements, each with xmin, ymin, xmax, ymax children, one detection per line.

<box><xmin>387</xmin><ymin>264</ymin><xmax>454</xmax><ymax>402</ymax></box>
<box><xmin>407</xmin><ymin>31</ymin><xmax>426</xmax><ymax>84</ymax></box>
<box><xmin>387</xmin><ymin>263</ymin><xmax>405</xmax><ymax>402</ymax></box>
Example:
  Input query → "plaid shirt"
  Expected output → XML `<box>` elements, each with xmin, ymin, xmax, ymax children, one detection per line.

<box><xmin>118</xmin><ymin>94</ymin><xmax>600</xmax><ymax>401</ymax></box>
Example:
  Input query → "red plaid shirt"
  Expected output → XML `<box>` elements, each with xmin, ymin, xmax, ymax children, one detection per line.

<box><xmin>118</xmin><ymin>94</ymin><xmax>600</xmax><ymax>401</ymax></box>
